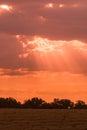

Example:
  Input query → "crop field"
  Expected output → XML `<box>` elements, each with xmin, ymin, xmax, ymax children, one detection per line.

<box><xmin>0</xmin><ymin>109</ymin><xmax>87</xmax><ymax>130</ymax></box>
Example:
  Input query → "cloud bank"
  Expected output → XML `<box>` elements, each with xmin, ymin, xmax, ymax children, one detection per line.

<box><xmin>0</xmin><ymin>0</ymin><xmax>87</xmax><ymax>76</ymax></box>
<box><xmin>0</xmin><ymin>0</ymin><xmax>87</xmax><ymax>40</ymax></box>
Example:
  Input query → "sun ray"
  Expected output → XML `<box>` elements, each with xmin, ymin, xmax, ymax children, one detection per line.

<box><xmin>16</xmin><ymin>36</ymin><xmax>87</xmax><ymax>73</ymax></box>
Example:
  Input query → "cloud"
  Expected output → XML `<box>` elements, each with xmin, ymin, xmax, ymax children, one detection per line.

<box><xmin>0</xmin><ymin>0</ymin><xmax>87</xmax><ymax>41</ymax></box>
<box><xmin>0</xmin><ymin>34</ymin><xmax>23</xmax><ymax>69</ymax></box>
<box><xmin>18</xmin><ymin>37</ymin><xmax>87</xmax><ymax>75</ymax></box>
<box><xmin>0</xmin><ymin>34</ymin><xmax>87</xmax><ymax>76</ymax></box>
<box><xmin>0</xmin><ymin>1</ymin><xmax>87</xmax><ymax>76</ymax></box>
<box><xmin>0</xmin><ymin>68</ymin><xmax>29</xmax><ymax>76</ymax></box>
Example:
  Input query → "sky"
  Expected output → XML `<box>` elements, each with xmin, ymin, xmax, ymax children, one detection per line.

<box><xmin>0</xmin><ymin>0</ymin><xmax>87</xmax><ymax>103</ymax></box>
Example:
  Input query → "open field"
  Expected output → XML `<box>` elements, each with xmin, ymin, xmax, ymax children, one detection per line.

<box><xmin>0</xmin><ymin>109</ymin><xmax>87</xmax><ymax>130</ymax></box>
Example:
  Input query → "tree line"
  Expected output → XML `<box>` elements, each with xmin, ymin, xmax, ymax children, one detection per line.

<box><xmin>0</xmin><ymin>97</ymin><xmax>87</xmax><ymax>109</ymax></box>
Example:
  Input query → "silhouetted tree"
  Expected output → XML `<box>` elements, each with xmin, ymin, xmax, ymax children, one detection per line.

<box><xmin>6</xmin><ymin>97</ymin><xmax>21</xmax><ymax>108</ymax></box>
<box><xmin>0</xmin><ymin>97</ymin><xmax>21</xmax><ymax>108</ymax></box>
<box><xmin>58</xmin><ymin>99</ymin><xmax>74</xmax><ymax>109</ymax></box>
<box><xmin>23</xmin><ymin>97</ymin><xmax>45</xmax><ymax>108</ymax></box>
<box><xmin>0</xmin><ymin>97</ymin><xmax>87</xmax><ymax>109</ymax></box>
<box><xmin>41</xmin><ymin>102</ymin><xmax>52</xmax><ymax>109</ymax></box>
<box><xmin>75</xmin><ymin>100</ymin><xmax>87</xmax><ymax>109</ymax></box>
<box><xmin>50</xmin><ymin>98</ymin><xmax>61</xmax><ymax>108</ymax></box>
<box><xmin>0</xmin><ymin>97</ymin><xmax>6</xmax><ymax>108</ymax></box>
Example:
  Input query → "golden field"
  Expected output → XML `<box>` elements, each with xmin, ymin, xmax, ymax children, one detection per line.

<box><xmin>0</xmin><ymin>109</ymin><xmax>87</xmax><ymax>130</ymax></box>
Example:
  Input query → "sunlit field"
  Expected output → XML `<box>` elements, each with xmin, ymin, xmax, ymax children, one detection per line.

<box><xmin>0</xmin><ymin>109</ymin><xmax>87</xmax><ymax>130</ymax></box>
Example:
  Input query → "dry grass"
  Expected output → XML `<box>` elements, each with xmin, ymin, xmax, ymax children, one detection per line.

<box><xmin>0</xmin><ymin>109</ymin><xmax>87</xmax><ymax>130</ymax></box>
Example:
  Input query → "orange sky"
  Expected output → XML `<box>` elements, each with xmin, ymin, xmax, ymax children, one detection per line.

<box><xmin>0</xmin><ymin>0</ymin><xmax>87</xmax><ymax>103</ymax></box>
<box><xmin>0</xmin><ymin>72</ymin><xmax>87</xmax><ymax>103</ymax></box>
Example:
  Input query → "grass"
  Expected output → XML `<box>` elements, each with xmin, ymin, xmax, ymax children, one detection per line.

<box><xmin>0</xmin><ymin>109</ymin><xmax>87</xmax><ymax>130</ymax></box>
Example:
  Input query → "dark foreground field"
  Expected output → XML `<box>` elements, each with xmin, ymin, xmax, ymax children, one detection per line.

<box><xmin>0</xmin><ymin>109</ymin><xmax>87</xmax><ymax>130</ymax></box>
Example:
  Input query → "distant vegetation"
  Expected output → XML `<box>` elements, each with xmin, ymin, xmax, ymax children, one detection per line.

<box><xmin>0</xmin><ymin>97</ymin><xmax>87</xmax><ymax>109</ymax></box>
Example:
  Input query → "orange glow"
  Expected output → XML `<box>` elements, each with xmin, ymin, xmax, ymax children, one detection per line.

<box><xmin>0</xmin><ymin>4</ymin><xmax>13</xmax><ymax>15</ymax></box>
<box><xmin>72</xmin><ymin>4</ymin><xmax>79</xmax><ymax>8</ymax></box>
<box><xmin>0</xmin><ymin>1</ymin><xmax>87</xmax><ymax>105</ymax></box>
<box><xmin>1</xmin><ymin>35</ymin><xmax>87</xmax><ymax>103</ymax></box>
<box><xmin>48</xmin><ymin>3</ymin><xmax>53</xmax><ymax>8</ymax></box>
<box><xmin>59</xmin><ymin>4</ymin><xmax>65</xmax><ymax>8</ymax></box>
<box><xmin>0</xmin><ymin>5</ymin><xmax>12</xmax><ymax>11</ymax></box>
<box><xmin>38</xmin><ymin>16</ymin><xmax>46</xmax><ymax>22</ymax></box>
<box><xmin>0</xmin><ymin>72</ymin><xmax>87</xmax><ymax>103</ymax></box>
<box><xmin>45</xmin><ymin>3</ymin><xmax>53</xmax><ymax>8</ymax></box>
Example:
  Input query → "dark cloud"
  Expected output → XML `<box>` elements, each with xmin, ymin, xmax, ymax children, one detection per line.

<box><xmin>0</xmin><ymin>34</ymin><xmax>23</xmax><ymax>69</ymax></box>
<box><xmin>0</xmin><ymin>0</ymin><xmax>87</xmax><ymax>41</ymax></box>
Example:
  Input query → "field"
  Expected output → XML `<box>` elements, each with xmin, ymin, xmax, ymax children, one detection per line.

<box><xmin>0</xmin><ymin>109</ymin><xmax>87</xmax><ymax>130</ymax></box>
